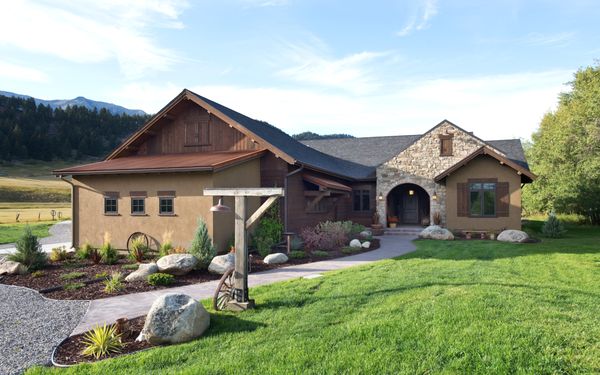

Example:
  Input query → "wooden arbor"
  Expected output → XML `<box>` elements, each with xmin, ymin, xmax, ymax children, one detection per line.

<box><xmin>203</xmin><ymin>187</ymin><xmax>284</xmax><ymax>311</ymax></box>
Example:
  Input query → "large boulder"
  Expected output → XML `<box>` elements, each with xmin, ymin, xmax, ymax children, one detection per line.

<box><xmin>361</xmin><ymin>241</ymin><xmax>371</xmax><ymax>249</ymax></box>
<box><xmin>208</xmin><ymin>253</ymin><xmax>235</xmax><ymax>274</ymax></box>
<box><xmin>497</xmin><ymin>230</ymin><xmax>529</xmax><ymax>243</ymax></box>
<box><xmin>349</xmin><ymin>239</ymin><xmax>362</xmax><ymax>248</ymax></box>
<box><xmin>419</xmin><ymin>225</ymin><xmax>454</xmax><ymax>240</ymax></box>
<box><xmin>0</xmin><ymin>260</ymin><xmax>27</xmax><ymax>275</ymax></box>
<box><xmin>137</xmin><ymin>293</ymin><xmax>210</xmax><ymax>345</ymax></box>
<box><xmin>125</xmin><ymin>262</ymin><xmax>158</xmax><ymax>282</ymax></box>
<box><xmin>157</xmin><ymin>254</ymin><xmax>198</xmax><ymax>276</ymax></box>
<box><xmin>359</xmin><ymin>230</ymin><xmax>372</xmax><ymax>239</ymax></box>
<box><xmin>263</xmin><ymin>253</ymin><xmax>288</xmax><ymax>265</ymax></box>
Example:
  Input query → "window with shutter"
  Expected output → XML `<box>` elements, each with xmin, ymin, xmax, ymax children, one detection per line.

<box><xmin>457</xmin><ymin>183</ymin><xmax>468</xmax><ymax>217</ymax></box>
<box><xmin>496</xmin><ymin>182</ymin><xmax>510</xmax><ymax>217</ymax></box>
<box><xmin>184</xmin><ymin>113</ymin><xmax>211</xmax><ymax>146</ymax></box>
<box><xmin>440</xmin><ymin>134</ymin><xmax>453</xmax><ymax>156</ymax></box>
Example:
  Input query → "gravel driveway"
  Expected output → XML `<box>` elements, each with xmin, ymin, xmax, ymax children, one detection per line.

<box><xmin>0</xmin><ymin>285</ymin><xmax>88</xmax><ymax>374</ymax></box>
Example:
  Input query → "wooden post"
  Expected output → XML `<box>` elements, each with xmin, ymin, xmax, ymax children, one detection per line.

<box><xmin>230</xmin><ymin>196</ymin><xmax>254</xmax><ymax>310</ymax></box>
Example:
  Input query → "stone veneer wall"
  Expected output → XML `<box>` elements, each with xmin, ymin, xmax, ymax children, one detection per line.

<box><xmin>376</xmin><ymin>121</ymin><xmax>505</xmax><ymax>227</ymax></box>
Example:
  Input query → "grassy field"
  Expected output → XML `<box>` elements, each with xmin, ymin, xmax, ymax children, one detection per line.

<box><xmin>28</xmin><ymin>220</ymin><xmax>600</xmax><ymax>374</ymax></box>
<box><xmin>0</xmin><ymin>203</ymin><xmax>71</xmax><ymax>224</ymax></box>
<box><xmin>0</xmin><ymin>160</ymin><xmax>76</xmax><ymax>202</ymax></box>
<box><xmin>0</xmin><ymin>222</ymin><xmax>56</xmax><ymax>244</ymax></box>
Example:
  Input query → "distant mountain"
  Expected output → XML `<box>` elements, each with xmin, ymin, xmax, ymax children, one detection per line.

<box><xmin>292</xmin><ymin>131</ymin><xmax>355</xmax><ymax>141</ymax></box>
<box><xmin>0</xmin><ymin>90</ymin><xmax>146</xmax><ymax>116</ymax></box>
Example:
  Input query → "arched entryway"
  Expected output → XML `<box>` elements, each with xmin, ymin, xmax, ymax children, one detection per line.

<box><xmin>386</xmin><ymin>183</ymin><xmax>430</xmax><ymax>226</ymax></box>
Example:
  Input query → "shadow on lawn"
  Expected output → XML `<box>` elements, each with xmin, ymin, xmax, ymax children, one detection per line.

<box><xmin>204</xmin><ymin>313</ymin><xmax>267</xmax><ymax>338</ymax></box>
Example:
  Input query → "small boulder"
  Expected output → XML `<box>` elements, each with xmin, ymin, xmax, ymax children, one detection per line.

<box><xmin>349</xmin><ymin>239</ymin><xmax>362</xmax><ymax>248</ymax></box>
<box><xmin>359</xmin><ymin>230</ymin><xmax>372</xmax><ymax>239</ymax></box>
<box><xmin>497</xmin><ymin>230</ymin><xmax>529</xmax><ymax>243</ymax></box>
<box><xmin>125</xmin><ymin>263</ymin><xmax>158</xmax><ymax>282</ymax></box>
<box><xmin>361</xmin><ymin>241</ymin><xmax>371</xmax><ymax>249</ymax></box>
<box><xmin>208</xmin><ymin>253</ymin><xmax>235</xmax><ymax>274</ymax></box>
<box><xmin>263</xmin><ymin>253</ymin><xmax>288</xmax><ymax>265</ymax></box>
<box><xmin>157</xmin><ymin>254</ymin><xmax>198</xmax><ymax>276</ymax></box>
<box><xmin>0</xmin><ymin>260</ymin><xmax>27</xmax><ymax>275</ymax></box>
<box><xmin>419</xmin><ymin>225</ymin><xmax>454</xmax><ymax>240</ymax></box>
<box><xmin>137</xmin><ymin>293</ymin><xmax>210</xmax><ymax>345</ymax></box>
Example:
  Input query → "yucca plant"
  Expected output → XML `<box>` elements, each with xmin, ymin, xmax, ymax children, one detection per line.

<box><xmin>103</xmin><ymin>272</ymin><xmax>123</xmax><ymax>294</ymax></box>
<box><xmin>80</xmin><ymin>324</ymin><xmax>123</xmax><ymax>359</ymax></box>
<box><xmin>128</xmin><ymin>237</ymin><xmax>147</xmax><ymax>263</ymax></box>
<box><xmin>100</xmin><ymin>242</ymin><xmax>118</xmax><ymax>265</ymax></box>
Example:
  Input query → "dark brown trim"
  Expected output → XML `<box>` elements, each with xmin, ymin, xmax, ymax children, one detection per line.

<box><xmin>158</xmin><ymin>196</ymin><xmax>175</xmax><ymax>215</ymax></box>
<box><xmin>157</xmin><ymin>191</ymin><xmax>176</xmax><ymax>197</ymax></box>
<box><xmin>466</xmin><ymin>179</ymin><xmax>498</xmax><ymax>218</ymax></box>
<box><xmin>104</xmin><ymin>191</ymin><xmax>120</xmax><ymax>198</ymax></box>
<box><xmin>129</xmin><ymin>191</ymin><xmax>147</xmax><ymax>197</ymax></box>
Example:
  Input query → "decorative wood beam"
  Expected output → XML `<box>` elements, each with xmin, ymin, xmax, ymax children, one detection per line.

<box><xmin>245</xmin><ymin>196</ymin><xmax>279</xmax><ymax>229</ymax></box>
<box><xmin>306</xmin><ymin>191</ymin><xmax>328</xmax><ymax>212</ymax></box>
<box><xmin>304</xmin><ymin>190</ymin><xmax>331</xmax><ymax>197</ymax></box>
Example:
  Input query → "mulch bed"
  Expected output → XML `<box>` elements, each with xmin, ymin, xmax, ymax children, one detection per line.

<box><xmin>53</xmin><ymin>316</ymin><xmax>154</xmax><ymax>366</ymax></box>
<box><xmin>0</xmin><ymin>238</ymin><xmax>380</xmax><ymax>300</ymax></box>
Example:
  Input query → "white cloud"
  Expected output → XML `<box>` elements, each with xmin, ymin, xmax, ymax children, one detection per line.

<box><xmin>0</xmin><ymin>61</ymin><xmax>48</xmax><ymax>82</ymax></box>
<box><xmin>521</xmin><ymin>32</ymin><xmax>576</xmax><ymax>47</ymax></box>
<box><xmin>276</xmin><ymin>42</ymin><xmax>393</xmax><ymax>94</ymax></box>
<box><xmin>116</xmin><ymin>70</ymin><xmax>570</xmax><ymax>141</ymax></box>
<box><xmin>0</xmin><ymin>0</ymin><xmax>188</xmax><ymax>79</ymax></box>
<box><xmin>397</xmin><ymin>0</ymin><xmax>438</xmax><ymax>37</ymax></box>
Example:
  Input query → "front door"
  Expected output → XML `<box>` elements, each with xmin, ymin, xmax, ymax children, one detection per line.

<box><xmin>402</xmin><ymin>193</ymin><xmax>419</xmax><ymax>224</ymax></box>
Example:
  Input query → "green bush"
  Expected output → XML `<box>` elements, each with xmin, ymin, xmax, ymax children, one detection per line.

<box><xmin>64</xmin><ymin>282</ymin><xmax>85</xmax><ymax>290</ymax></box>
<box><xmin>80</xmin><ymin>324</ymin><xmax>123</xmax><ymax>359</ymax></box>
<box><xmin>289</xmin><ymin>250</ymin><xmax>308</xmax><ymax>259</ymax></box>
<box><xmin>542</xmin><ymin>213</ymin><xmax>567</xmax><ymax>238</ymax></box>
<box><xmin>50</xmin><ymin>246</ymin><xmax>69</xmax><ymax>262</ymax></box>
<box><xmin>103</xmin><ymin>272</ymin><xmax>123</xmax><ymax>294</ymax></box>
<box><xmin>100</xmin><ymin>242</ymin><xmax>118</xmax><ymax>265</ymax></box>
<box><xmin>290</xmin><ymin>236</ymin><xmax>304</xmax><ymax>251</ymax></box>
<box><xmin>148</xmin><ymin>272</ymin><xmax>175</xmax><ymax>286</ymax></box>
<box><xmin>312</xmin><ymin>250</ymin><xmax>329</xmax><ymax>258</ymax></box>
<box><xmin>251</xmin><ymin>205</ymin><xmax>283</xmax><ymax>257</ymax></box>
<box><xmin>8</xmin><ymin>225</ymin><xmax>46</xmax><ymax>270</ymax></box>
<box><xmin>128</xmin><ymin>237</ymin><xmax>147</xmax><ymax>263</ymax></box>
<box><xmin>342</xmin><ymin>247</ymin><xmax>361</xmax><ymax>255</ymax></box>
<box><xmin>189</xmin><ymin>218</ymin><xmax>216</xmax><ymax>270</ymax></box>
<box><xmin>60</xmin><ymin>271</ymin><xmax>86</xmax><ymax>281</ymax></box>
<box><xmin>75</xmin><ymin>242</ymin><xmax>93</xmax><ymax>260</ymax></box>
<box><xmin>31</xmin><ymin>270</ymin><xmax>45</xmax><ymax>278</ymax></box>
<box><xmin>159</xmin><ymin>241</ymin><xmax>173</xmax><ymax>257</ymax></box>
<box><xmin>121</xmin><ymin>264</ymin><xmax>139</xmax><ymax>271</ymax></box>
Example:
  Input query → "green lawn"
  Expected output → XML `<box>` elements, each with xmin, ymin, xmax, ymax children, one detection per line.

<box><xmin>28</xmin><ymin>221</ymin><xmax>600</xmax><ymax>374</ymax></box>
<box><xmin>0</xmin><ymin>222</ymin><xmax>54</xmax><ymax>244</ymax></box>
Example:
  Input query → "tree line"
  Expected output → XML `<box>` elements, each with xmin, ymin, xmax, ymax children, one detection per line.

<box><xmin>0</xmin><ymin>95</ymin><xmax>149</xmax><ymax>161</ymax></box>
<box><xmin>524</xmin><ymin>63</ymin><xmax>600</xmax><ymax>224</ymax></box>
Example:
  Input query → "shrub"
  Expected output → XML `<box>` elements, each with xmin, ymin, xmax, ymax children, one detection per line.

<box><xmin>64</xmin><ymin>282</ymin><xmax>85</xmax><ymax>290</ymax></box>
<box><xmin>289</xmin><ymin>250</ymin><xmax>308</xmax><ymax>259</ymax></box>
<box><xmin>100</xmin><ymin>242</ymin><xmax>118</xmax><ymax>265</ymax></box>
<box><xmin>95</xmin><ymin>271</ymin><xmax>110</xmax><ymax>279</ymax></box>
<box><xmin>80</xmin><ymin>324</ymin><xmax>123</xmax><ymax>359</ymax></box>
<box><xmin>148</xmin><ymin>272</ymin><xmax>175</xmax><ymax>286</ymax></box>
<box><xmin>50</xmin><ymin>246</ymin><xmax>69</xmax><ymax>262</ymax></box>
<box><xmin>251</xmin><ymin>205</ymin><xmax>283</xmax><ymax>257</ymax></box>
<box><xmin>121</xmin><ymin>264</ymin><xmax>139</xmax><ymax>271</ymax></box>
<box><xmin>8</xmin><ymin>225</ymin><xmax>46</xmax><ymax>271</ymax></box>
<box><xmin>290</xmin><ymin>236</ymin><xmax>304</xmax><ymax>251</ymax></box>
<box><xmin>31</xmin><ymin>270</ymin><xmax>45</xmax><ymax>278</ymax></box>
<box><xmin>312</xmin><ymin>250</ymin><xmax>329</xmax><ymax>258</ymax></box>
<box><xmin>103</xmin><ymin>272</ymin><xmax>123</xmax><ymax>294</ymax></box>
<box><xmin>60</xmin><ymin>271</ymin><xmax>86</xmax><ymax>281</ymax></box>
<box><xmin>88</xmin><ymin>247</ymin><xmax>102</xmax><ymax>265</ymax></box>
<box><xmin>76</xmin><ymin>243</ymin><xmax>92</xmax><ymax>260</ymax></box>
<box><xmin>342</xmin><ymin>246</ymin><xmax>360</xmax><ymax>255</ymax></box>
<box><xmin>158</xmin><ymin>241</ymin><xmax>173</xmax><ymax>257</ymax></box>
<box><xmin>189</xmin><ymin>218</ymin><xmax>216</xmax><ymax>270</ymax></box>
<box><xmin>128</xmin><ymin>237</ymin><xmax>147</xmax><ymax>263</ymax></box>
<box><xmin>542</xmin><ymin>212</ymin><xmax>567</xmax><ymax>238</ymax></box>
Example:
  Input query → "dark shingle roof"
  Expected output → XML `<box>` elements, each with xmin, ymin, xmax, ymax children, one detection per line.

<box><xmin>486</xmin><ymin>139</ymin><xmax>529</xmax><ymax>170</ymax></box>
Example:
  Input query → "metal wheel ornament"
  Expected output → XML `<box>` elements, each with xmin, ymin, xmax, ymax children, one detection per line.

<box><xmin>213</xmin><ymin>267</ymin><xmax>235</xmax><ymax>311</ymax></box>
<box><xmin>127</xmin><ymin>232</ymin><xmax>149</xmax><ymax>252</ymax></box>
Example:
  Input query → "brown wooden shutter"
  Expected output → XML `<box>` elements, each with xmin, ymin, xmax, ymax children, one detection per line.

<box><xmin>496</xmin><ymin>182</ymin><xmax>510</xmax><ymax>217</ymax></box>
<box><xmin>457</xmin><ymin>183</ymin><xmax>468</xmax><ymax>217</ymax></box>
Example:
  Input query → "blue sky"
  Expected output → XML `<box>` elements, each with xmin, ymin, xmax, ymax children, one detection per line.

<box><xmin>1</xmin><ymin>0</ymin><xmax>599</xmax><ymax>140</ymax></box>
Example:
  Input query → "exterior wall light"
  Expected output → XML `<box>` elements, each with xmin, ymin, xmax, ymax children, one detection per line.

<box><xmin>432</xmin><ymin>191</ymin><xmax>438</xmax><ymax>200</ymax></box>
<box><xmin>408</xmin><ymin>189</ymin><xmax>414</xmax><ymax>196</ymax></box>
<box><xmin>210</xmin><ymin>197</ymin><xmax>231</xmax><ymax>212</ymax></box>
<box><xmin>378</xmin><ymin>192</ymin><xmax>384</xmax><ymax>201</ymax></box>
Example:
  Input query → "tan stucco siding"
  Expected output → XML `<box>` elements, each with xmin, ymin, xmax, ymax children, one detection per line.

<box><xmin>72</xmin><ymin>158</ymin><xmax>261</xmax><ymax>253</ymax></box>
<box><xmin>445</xmin><ymin>155</ymin><xmax>522</xmax><ymax>231</ymax></box>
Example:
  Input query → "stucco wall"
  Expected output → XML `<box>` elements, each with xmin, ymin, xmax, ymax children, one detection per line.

<box><xmin>445</xmin><ymin>155</ymin><xmax>522</xmax><ymax>231</ymax></box>
<box><xmin>376</xmin><ymin>121</ymin><xmax>505</xmax><ymax>226</ymax></box>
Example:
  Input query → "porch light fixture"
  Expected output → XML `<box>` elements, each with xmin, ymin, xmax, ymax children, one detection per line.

<box><xmin>432</xmin><ymin>191</ymin><xmax>438</xmax><ymax>200</ymax></box>
<box><xmin>408</xmin><ymin>189</ymin><xmax>414</xmax><ymax>196</ymax></box>
<box><xmin>210</xmin><ymin>197</ymin><xmax>231</xmax><ymax>212</ymax></box>
<box><xmin>378</xmin><ymin>192</ymin><xmax>384</xmax><ymax>201</ymax></box>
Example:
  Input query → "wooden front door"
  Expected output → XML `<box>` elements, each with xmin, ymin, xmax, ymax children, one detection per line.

<box><xmin>402</xmin><ymin>193</ymin><xmax>419</xmax><ymax>224</ymax></box>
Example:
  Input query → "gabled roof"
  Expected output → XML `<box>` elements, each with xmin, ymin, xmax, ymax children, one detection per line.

<box><xmin>54</xmin><ymin>150</ymin><xmax>264</xmax><ymax>175</ymax></box>
<box><xmin>434</xmin><ymin>146</ymin><xmax>536</xmax><ymax>183</ymax></box>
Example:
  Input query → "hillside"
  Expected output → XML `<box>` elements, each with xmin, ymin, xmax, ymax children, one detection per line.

<box><xmin>292</xmin><ymin>131</ymin><xmax>355</xmax><ymax>140</ymax></box>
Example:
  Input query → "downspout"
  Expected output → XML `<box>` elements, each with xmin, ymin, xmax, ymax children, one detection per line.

<box><xmin>284</xmin><ymin>165</ymin><xmax>304</xmax><ymax>232</ymax></box>
<box><xmin>59</xmin><ymin>175</ymin><xmax>76</xmax><ymax>249</ymax></box>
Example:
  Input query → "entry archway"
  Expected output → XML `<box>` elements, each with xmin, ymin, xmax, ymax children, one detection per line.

<box><xmin>386</xmin><ymin>183</ymin><xmax>430</xmax><ymax>226</ymax></box>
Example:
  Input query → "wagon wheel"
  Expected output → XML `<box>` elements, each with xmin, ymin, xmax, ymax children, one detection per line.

<box><xmin>127</xmin><ymin>232</ymin><xmax>149</xmax><ymax>252</ymax></box>
<box><xmin>213</xmin><ymin>268</ymin><xmax>235</xmax><ymax>311</ymax></box>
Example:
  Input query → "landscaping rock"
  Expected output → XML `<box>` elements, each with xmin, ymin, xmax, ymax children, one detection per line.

<box><xmin>349</xmin><ymin>239</ymin><xmax>362</xmax><ymax>248</ymax></box>
<box><xmin>0</xmin><ymin>261</ymin><xmax>27</xmax><ymax>275</ymax></box>
<box><xmin>263</xmin><ymin>253</ymin><xmax>288</xmax><ymax>265</ymax></box>
<box><xmin>359</xmin><ymin>230</ymin><xmax>372</xmax><ymax>239</ymax></box>
<box><xmin>208</xmin><ymin>253</ymin><xmax>235</xmax><ymax>274</ymax></box>
<box><xmin>361</xmin><ymin>241</ymin><xmax>371</xmax><ymax>249</ymax></box>
<box><xmin>125</xmin><ymin>263</ymin><xmax>158</xmax><ymax>282</ymax></box>
<box><xmin>156</xmin><ymin>254</ymin><xmax>198</xmax><ymax>276</ymax></box>
<box><xmin>419</xmin><ymin>225</ymin><xmax>454</xmax><ymax>240</ymax></box>
<box><xmin>497</xmin><ymin>230</ymin><xmax>529</xmax><ymax>243</ymax></box>
<box><xmin>137</xmin><ymin>293</ymin><xmax>210</xmax><ymax>345</ymax></box>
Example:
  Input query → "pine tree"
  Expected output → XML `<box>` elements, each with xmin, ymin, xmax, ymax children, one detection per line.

<box><xmin>542</xmin><ymin>212</ymin><xmax>566</xmax><ymax>238</ymax></box>
<box><xmin>189</xmin><ymin>218</ymin><xmax>216</xmax><ymax>270</ymax></box>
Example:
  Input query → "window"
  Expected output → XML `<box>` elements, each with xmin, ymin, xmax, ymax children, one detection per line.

<box><xmin>306</xmin><ymin>196</ymin><xmax>329</xmax><ymax>213</ymax></box>
<box><xmin>469</xmin><ymin>182</ymin><xmax>496</xmax><ymax>216</ymax></box>
<box><xmin>104</xmin><ymin>193</ymin><xmax>118</xmax><ymax>215</ymax></box>
<box><xmin>131</xmin><ymin>198</ymin><xmax>145</xmax><ymax>215</ymax></box>
<box><xmin>159</xmin><ymin>197</ymin><xmax>174</xmax><ymax>215</ymax></box>
<box><xmin>440</xmin><ymin>135</ymin><xmax>453</xmax><ymax>156</ymax></box>
<box><xmin>353</xmin><ymin>189</ymin><xmax>371</xmax><ymax>211</ymax></box>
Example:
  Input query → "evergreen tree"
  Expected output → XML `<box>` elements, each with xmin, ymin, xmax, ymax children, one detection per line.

<box><xmin>189</xmin><ymin>218</ymin><xmax>216</xmax><ymax>270</ymax></box>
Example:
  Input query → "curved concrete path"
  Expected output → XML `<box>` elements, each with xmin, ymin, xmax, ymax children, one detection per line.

<box><xmin>72</xmin><ymin>235</ymin><xmax>416</xmax><ymax>335</ymax></box>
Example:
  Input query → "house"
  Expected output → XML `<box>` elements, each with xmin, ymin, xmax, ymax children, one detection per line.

<box><xmin>55</xmin><ymin>89</ymin><xmax>535</xmax><ymax>252</ymax></box>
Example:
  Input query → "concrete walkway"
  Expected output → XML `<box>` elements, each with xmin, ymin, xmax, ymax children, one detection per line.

<box><xmin>72</xmin><ymin>235</ymin><xmax>416</xmax><ymax>335</ymax></box>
